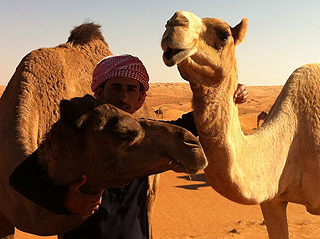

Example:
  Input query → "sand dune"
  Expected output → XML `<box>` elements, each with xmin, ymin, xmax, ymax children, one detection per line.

<box><xmin>3</xmin><ymin>83</ymin><xmax>320</xmax><ymax>239</ymax></box>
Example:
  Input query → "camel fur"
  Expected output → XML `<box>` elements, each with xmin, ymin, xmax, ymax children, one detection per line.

<box><xmin>0</xmin><ymin>22</ymin><xmax>207</xmax><ymax>238</ymax></box>
<box><xmin>161</xmin><ymin>10</ymin><xmax>320</xmax><ymax>239</ymax></box>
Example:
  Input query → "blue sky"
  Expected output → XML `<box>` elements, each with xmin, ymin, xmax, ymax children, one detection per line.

<box><xmin>1</xmin><ymin>0</ymin><xmax>319</xmax><ymax>86</ymax></box>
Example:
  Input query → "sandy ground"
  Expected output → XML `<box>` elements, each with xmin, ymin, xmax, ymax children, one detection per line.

<box><xmin>2</xmin><ymin>83</ymin><xmax>320</xmax><ymax>238</ymax></box>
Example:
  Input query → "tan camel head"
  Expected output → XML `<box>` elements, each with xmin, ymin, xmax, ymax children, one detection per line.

<box><xmin>161</xmin><ymin>11</ymin><xmax>247</xmax><ymax>85</ymax></box>
<box><xmin>38</xmin><ymin>95</ymin><xmax>207</xmax><ymax>194</ymax></box>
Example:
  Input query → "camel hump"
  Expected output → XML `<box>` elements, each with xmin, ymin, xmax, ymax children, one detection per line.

<box><xmin>67</xmin><ymin>22</ymin><xmax>107</xmax><ymax>46</ymax></box>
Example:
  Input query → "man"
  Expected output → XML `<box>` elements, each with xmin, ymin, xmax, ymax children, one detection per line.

<box><xmin>10</xmin><ymin>54</ymin><xmax>248</xmax><ymax>239</ymax></box>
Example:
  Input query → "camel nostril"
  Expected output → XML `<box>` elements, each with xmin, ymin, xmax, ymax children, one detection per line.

<box><xmin>167</xmin><ymin>13</ymin><xmax>189</xmax><ymax>27</ymax></box>
<box><xmin>173</xmin><ymin>19</ymin><xmax>189</xmax><ymax>27</ymax></box>
<box><xmin>183</xmin><ymin>136</ymin><xmax>202</xmax><ymax>149</ymax></box>
<box><xmin>183</xmin><ymin>140</ymin><xmax>201</xmax><ymax>148</ymax></box>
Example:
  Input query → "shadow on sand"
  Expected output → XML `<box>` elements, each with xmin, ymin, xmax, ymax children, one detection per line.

<box><xmin>175</xmin><ymin>173</ymin><xmax>210</xmax><ymax>190</ymax></box>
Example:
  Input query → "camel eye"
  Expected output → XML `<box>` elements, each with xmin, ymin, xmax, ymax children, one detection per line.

<box><xmin>107</xmin><ymin>123</ymin><xmax>138</xmax><ymax>142</ymax></box>
<box><xmin>116</xmin><ymin>130</ymin><xmax>138</xmax><ymax>142</ymax></box>
<box><xmin>217</xmin><ymin>31</ymin><xmax>230</xmax><ymax>42</ymax></box>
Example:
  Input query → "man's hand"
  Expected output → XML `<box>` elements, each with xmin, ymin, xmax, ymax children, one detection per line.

<box><xmin>234</xmin><ymin>83</ymin><xmax>249</xmax><ymax>104</ymax></box>
<box><xmin>64</xmin><ymin>175</ymin><xmax>103</xmax><ymax>215</ymax></box>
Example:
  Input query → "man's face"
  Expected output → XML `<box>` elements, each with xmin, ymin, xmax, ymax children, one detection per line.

<box><xmin>96</xmin><ymin>76</ymin><xmax>143</xmax><ymax>114</ymax></box>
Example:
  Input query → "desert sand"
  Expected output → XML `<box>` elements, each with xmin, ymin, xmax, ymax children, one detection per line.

<box><xmin>2</xmin><ymin>83</ymin><xmax>320</xmax><ymax>239</ymax></box>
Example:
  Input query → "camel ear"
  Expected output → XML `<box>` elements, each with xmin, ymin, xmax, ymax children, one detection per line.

<box><xmin>232</xmin><ymin>18</ymin><xmax>248</xmax><ymax>45</ymax></box>
<box><xmin>60</xmin><ymin>99</ymin><xmax>85</xmax><ymax>129</ymax></box>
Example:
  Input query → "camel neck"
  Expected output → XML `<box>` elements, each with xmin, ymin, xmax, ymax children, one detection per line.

<box><xmin>189</xmin><ymin>74</ymin><xmax>295</xmax><ymax>204</ymax></box>
<box><xmin>190</xmin><ymin>75</ymin><xmax>239</xmax><ymax>142</ymax></box>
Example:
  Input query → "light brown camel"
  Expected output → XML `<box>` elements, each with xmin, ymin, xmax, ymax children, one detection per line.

<box><xmin>161</xmin><ymin>10</ymin><xmax>320</xmax><ymax>239</ymax></box>
<box><xmin>0</xmin><ymin>22</ymin><xmax>207</xmax><ymax>238</ymax></box>
<box><xmin>257</xmin><ymin>111</ymin><xmax>268</xmax><ymax>128</ymax></box>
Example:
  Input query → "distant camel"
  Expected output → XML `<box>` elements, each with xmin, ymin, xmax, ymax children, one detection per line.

<box><xmin>0</xmin><ymin>22</ymin><xmax>207</xmax><ymax>238</ymax></box>
<box><xmin>162</xmin><ymin>10</ymin><xmax>320</xmax><ymax>239</ymax></box>
<box><xmin>257</xmin><ymin>111</ymin><xmax>268</xmax><ymax>128</ymax></box>
<box><xmin>153</xmin><ymin>107</ymin><xmax>164</xmax><ymax>119</ymax></box>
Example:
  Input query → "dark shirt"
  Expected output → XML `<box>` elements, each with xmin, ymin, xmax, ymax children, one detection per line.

<box><xmin>9</xmin><ymin>112</ymin><xmax>197</xmax><ymax>239</ymax></box>
<box><xmin>64</xmin><ymin>179</ymin><xmax>149</xmax><ymax>239</ymax></box>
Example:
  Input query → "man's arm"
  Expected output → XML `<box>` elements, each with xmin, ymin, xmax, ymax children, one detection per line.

<box><xmin>9</xmin><ymin>150</ymin><xmax>101</xmax><ymax>215</ymax></box>
<box><xmin>9</xmin><ymin>150</ymin><xmax>71</xmax><ymax>215</ymax></box>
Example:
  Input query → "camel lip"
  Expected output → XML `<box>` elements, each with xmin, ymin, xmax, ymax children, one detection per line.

<box><xmin>163</xmin><ymin>47</ymin><xmax>189</xmax><ymax>67</ymax></box>
<box><xmin>164</xmin><ymin>47</ymin><xmax>183</xmax><ymax>61</ymax></box>
<box><xmin>163</xmin><ymin>45</ymin><xmax>197</xmax><ymax>68</ymax></box>
<box><xmin>172</xmin><ymin>164</ymin><xmax>200</xmax><ymax>175</ymax></box>
<box><xmin>167</xmin><ymin>155</ymin><xmax>205</xmax><ymax>175</ymax></box>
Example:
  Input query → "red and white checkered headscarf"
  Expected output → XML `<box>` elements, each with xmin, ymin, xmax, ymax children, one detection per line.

<box><xmin>91</xmin><ymin>54</ymin><xmax>150</xmax><ymax>110</ymax></box>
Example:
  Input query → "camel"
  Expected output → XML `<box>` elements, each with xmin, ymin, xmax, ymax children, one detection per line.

<box><xmin>161</xmin><ymin>10</ymin><xmax>320</xmax><ymax>239</ymax></box>
<box><xmin>0</xmin><ymin>22</ymin><xmax>207</xmax><ymax>238</ymax></box>
<box><xmin>257</xmin><ymin>111</ymin><xmax>268</xmax><ymax>128</ymax></box>
<box><xmin>13</xmin><ymin>94</ymin><xmax>207</xmax><ymax>237</ymax></box>
<box><xmin>153</xmin><ymin>107</ymin><xmax>164</xmax><ymax>119</ymax></box>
